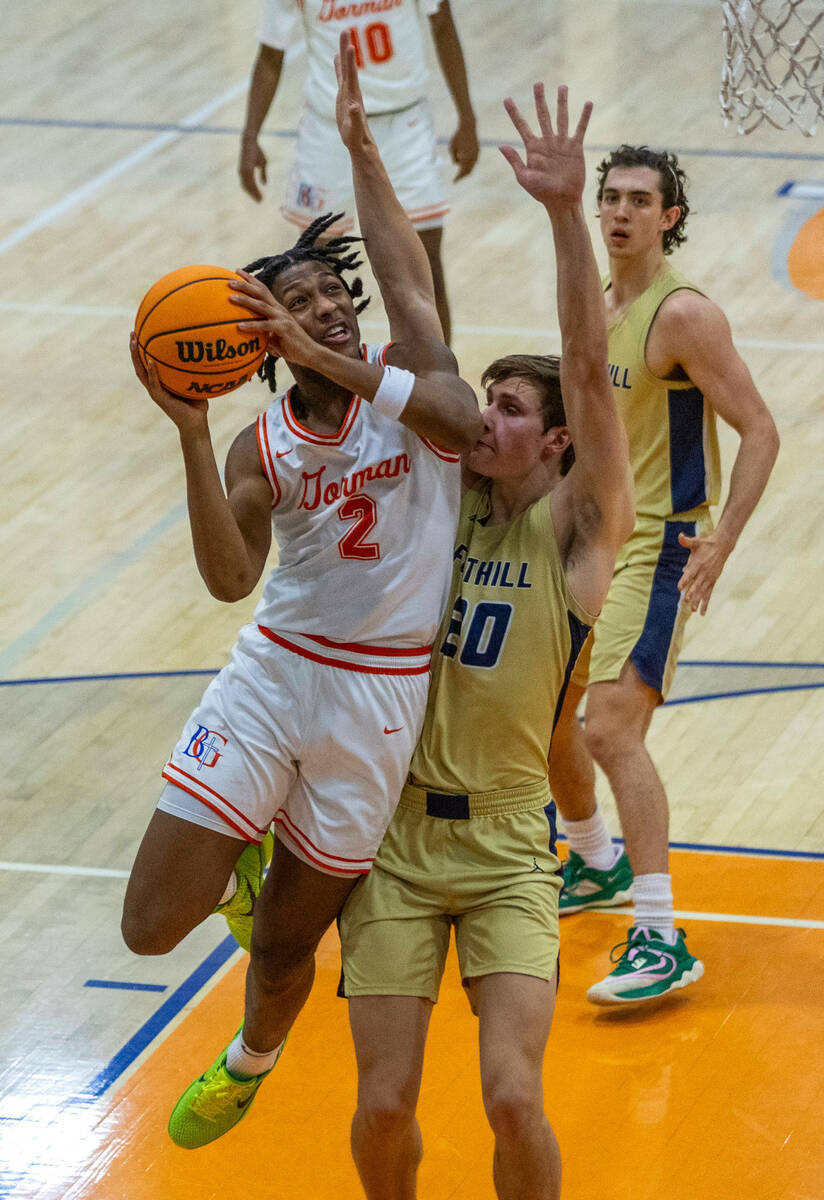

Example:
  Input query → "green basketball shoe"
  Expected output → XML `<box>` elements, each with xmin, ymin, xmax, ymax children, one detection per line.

<box><xmin>214</xmin><ymin>829</ymin><xmax>274</xmax><ymax>951</ymax></box>
<box><xmin>168</xmin><ymin>1033</ymin><xmax>287</xmax><ymax>1149</ymax></box>
<box><xmin>586</xmin><ymin>926</ymin><xmax>704</xmax><ymax>1006</ymax></box>
<box><xmin>558</xmin><ymin>849</ymin><xmax>633</xmax><ymax>915</ymax></box>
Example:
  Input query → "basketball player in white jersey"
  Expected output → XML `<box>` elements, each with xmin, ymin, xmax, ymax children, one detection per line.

<box><xmin>239</xmin><ymin>0</ymin><xmax>478</xmax><ymax>343</ymax></box>
<box><xmin>121</xmin><ymin>33</ymin><xmax>483</xmax><ymax>1147</ymax></box>
<box><xmin>166</xmin><ymin>46</ymin><xmax>632</xmax><ymax>1191</ymax></box>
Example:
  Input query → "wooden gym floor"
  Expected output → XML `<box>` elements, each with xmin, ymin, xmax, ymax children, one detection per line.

<box><xmin>1</xmin><ymin>0</ymin><xmax>823</xmax><ymax>1196</ymax></box>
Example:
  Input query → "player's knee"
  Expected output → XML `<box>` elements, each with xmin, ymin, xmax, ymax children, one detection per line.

<box><xmin>482</xmin><ymin>1078</ymin><xmax>543</xmax><ymax>1143</ymax></box>
<box><xmin>120</xmin><ymin>888</ymin><xmax>193</xmax><ymax>955</ymax></box>
<box><xmin>357</xmin><ymin>1081</ymin><xmax>418</xmax><ymax>1138</ymax></box>
<box><xmin>120</xmin><ymin>904</ymin><xmax>180</xmax><ymax>956</ymax></box>
<box><xmin>583</xmin><ymin>708</ymin><xmax>637</xmax><ymax>766</ymax></box>
<box><xmin>249</xmin><ymin>925</ymin><xmax>319</xmax><ymax>989</ymax></box>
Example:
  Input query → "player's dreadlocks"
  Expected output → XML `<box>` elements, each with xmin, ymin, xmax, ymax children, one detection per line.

<box><xmin>243</xmin><ymin>212</ymin><xmax>371</xmax><ymax>393</ymax></box>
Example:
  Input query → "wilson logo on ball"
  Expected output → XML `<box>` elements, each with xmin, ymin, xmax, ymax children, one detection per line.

<box><xmin>175</xmin><ymin>337</ymin><xmax>262</xmax><ymax>363</ymax></box>
<box><xmin>135</xmin><ymin>265</ymin><xmax>267</xmax><ymax>400</ymax></box>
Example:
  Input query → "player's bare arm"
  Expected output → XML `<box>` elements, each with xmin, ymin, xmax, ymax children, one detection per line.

<box><xmin>500</xmin><ymin>84</ymin><xmax>633</xmax><ymax>613</ymax></box>
<box><xmin>647</xmin><ymin>290</ymin><xmax>779</xmax><ymax>614</ymax></box>
<box><xmin>130</xmin><ymin>333</ymin><xmax>272</xmax><ymax>602</ymax></box>
<box><xmin>334</xmin><ymin>32</ymin><xmax>443</xmax><ymax>345</ymax></box>
<box><xmin>231</xmin><ymin>272</ymin><xmax>481</xmax><ymax>450</ymax></box>
<box><xmin>239</xmin><ymin>44</ymin><xmax>285</xmax><ymax>202</ymax></box>
<box><xmin>428</xmin><ymin>0</ymin><xmax>478</xmax><ymax>182</ymax></box>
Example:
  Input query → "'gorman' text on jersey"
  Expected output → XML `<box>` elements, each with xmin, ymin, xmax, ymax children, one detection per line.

<box><xmin>252</xmin><ymin>342</ymin><xmax>461</xmax><ymax>651</ymax></box>
<box><xmin>410</xmin><ymin>482</ymin><xmax>595</xmax><ymax>794</ymax></box>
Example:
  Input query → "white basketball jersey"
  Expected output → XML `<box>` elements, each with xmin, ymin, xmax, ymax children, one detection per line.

<box><xmin>252</xmin><ymin>343</ymin><xmax>461</xmax><ymax>654</ymax></box>
<box><xmin>258</xmin><ymin>0</ymin><xmax>442</xmax><ymax>118</ymax></box>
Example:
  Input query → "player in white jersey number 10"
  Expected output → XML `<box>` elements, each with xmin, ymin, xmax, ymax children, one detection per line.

<box><xmin>240</xmin><ymin>0</ymin><xmax>479</xmax><ymax>343</ymax></box>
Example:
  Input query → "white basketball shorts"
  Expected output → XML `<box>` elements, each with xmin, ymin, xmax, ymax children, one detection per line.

<box><xmin>282</xmin><ymin>100</ymin><xmax>448</xmax><ymax>232</ymax></box>
<box><xmin>158</xmin><ymin>623</ymin><xmax>430</xmax><ymax>877</ymax></box>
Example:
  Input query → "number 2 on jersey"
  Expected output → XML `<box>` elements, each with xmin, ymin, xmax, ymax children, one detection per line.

<box><xmin>440</xmin><ymin>599</ymin><xmax>513</xmax><ymax>668</ymax></box>
<box><xmin>348</xmin><ymin>23</ymin><xmax>393</xmax><ymax>67</ymax></box>
<box><xmin>337</xmin><ymin>493</ymin><xmax>380</xmax><ymax>560</ymax></box>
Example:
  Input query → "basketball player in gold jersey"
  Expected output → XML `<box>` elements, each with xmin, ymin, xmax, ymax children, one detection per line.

<box><xmin>547</xmin><ymin>146</ymin><xmax>779</xmax><ymax>1005</ymax></box>
<box><xmin>337</xmin><ymin>86</ymin><xmax>634</xmax><ymax>1199</ymax></box>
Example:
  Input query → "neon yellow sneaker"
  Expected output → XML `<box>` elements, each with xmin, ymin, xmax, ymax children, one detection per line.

<box><xmin>214</xmin><ymin>830</ymin><xmax>274</xmax><ymax>951</ymax></box>
<box><xmin>168</xmin><ymin>1033</ymin><xmax>287</xmax><ymax>1149</ymax></box>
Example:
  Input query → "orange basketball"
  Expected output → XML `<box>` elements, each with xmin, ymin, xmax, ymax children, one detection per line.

<box><xmin>135</xmin><ymin>265</ymin><xmax>267</xmax><ymax>400</ymax></box>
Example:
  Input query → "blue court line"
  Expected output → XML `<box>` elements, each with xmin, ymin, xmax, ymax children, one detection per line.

<box><xmin>0</xmin><ymin>669</ymin><xmax>217</xmax><ymax>687</ymax></box>
<box><xmin>0</xmin><ymin>503</ymin><xmax>187</xmax><ymax>677</ymax></box>
<box><xmin>669</xmin><ymin>840</ymin><xmax>824</xmax><ymax>860</ymax></box>
<box><xmin>3</xmin><ymin>659</ymin><xmax>824</xmax><ymax>689</ymax></box>
<box><xmin>84</xmin><ymin>979</ymin><xmax>168</xmax><ymax>993</ymax></box>
<box><xmin>5</xmin><ymin>668</ymin><xmax>824</xmax><ymax>713</ymax></box>
<box><xmin>776</xmin><ymin>180</ymin><xmax>824</xmax><ymax>197</ymax></box>
<box><xmin>556</xmin><ymin>832</ymin><xmax>824</xmax><ymax>862</ymax></box>
<box><xmin>665</xmin><ymin>681</ymin><xmax>824</xmax><ymax>706</ymax></box>
<box><xmin>4</xmin><ymin>115</ymin><xmax>824</xmax><ymax>163</ymax></box>
<box><xmin>680</xmin><ymin>658</ymin><xmax>824</xmax><ymax>669</ymax></box>
<box><xmin>0</xmin><ymin>117</ymin><xmax>294</xmax><ymax>135</ymax></box>
<box><xmin>75</xmin><ymin>934</ymin><xmax>239</xmax><ymax>1103</ymax></box>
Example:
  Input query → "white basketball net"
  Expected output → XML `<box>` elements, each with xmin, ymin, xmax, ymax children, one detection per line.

<box><xmin>721</xmin><ymin>0</ymin><xmax>824</xmax><ymax>135</ymax></box>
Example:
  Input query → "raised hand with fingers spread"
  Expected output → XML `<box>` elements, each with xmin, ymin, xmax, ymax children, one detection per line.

<box><xmin>500</xmin><ymin>84</ymin><xmax>592</xmax><ymax>210</ymax></box>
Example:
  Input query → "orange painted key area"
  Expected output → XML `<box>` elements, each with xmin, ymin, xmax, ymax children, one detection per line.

<box><xmin>27</xmin><ymin>849</ymin><xmax>824</xmax><ymax>1200</ymax></box>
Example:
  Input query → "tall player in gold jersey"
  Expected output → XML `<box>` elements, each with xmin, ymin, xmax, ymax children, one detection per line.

<box><xmin>548</xmin><ymin>146</ymin><xmax>779</xmax><ymax>1005</ymax></box>
<box><xmin>338</xmin><ymin>87</ymin><xmax>634</xmax><ymax>1200</ymax></box>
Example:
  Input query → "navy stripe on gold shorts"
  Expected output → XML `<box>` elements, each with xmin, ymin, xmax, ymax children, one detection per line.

<box><xmin>572</xmin><ymin>516</ymin><xmax>709</xmax><ymax>699</ymax></box>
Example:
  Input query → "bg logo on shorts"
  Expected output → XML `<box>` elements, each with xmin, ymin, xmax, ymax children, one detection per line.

<box><xmin>183</xmin><ymin>726</ymin><xmax>228</xmax><ymax>771</ymax></box>
<box><xmin>298</xmin><ymin>182</ymin><xmax>323</xmax><ymax>211</ymax></box>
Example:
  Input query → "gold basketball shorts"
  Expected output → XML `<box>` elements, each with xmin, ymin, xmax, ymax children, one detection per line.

<box><xmin>339</xmin><ymin>780</ymin><xmax>562</xmax><ymax>1002</ymax></box>
<box><xmin>571</xmin><ymin>514</ymin><xmax>712</xmax><ymax>700</ymax></box>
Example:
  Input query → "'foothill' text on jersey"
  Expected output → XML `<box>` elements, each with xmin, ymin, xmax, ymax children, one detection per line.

<box><xmin>410</xmin><ymin>483</ymin><xmax>596</xmax><ymax>794</ymax></box>
<box><xmin>252</xmin><ymin>342</ymin><xmax>461</xmax><ymax>665</ymax></box>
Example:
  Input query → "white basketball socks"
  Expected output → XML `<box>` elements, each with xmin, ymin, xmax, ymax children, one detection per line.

<box><xmin>218</xmin><ymin>872</ymin><xmax>238</xmax><ymax>905</ymax></box>
<box><xmin>564</xmin><ymin>810</ymin><xmax>621</xmax><ymax>871</ymax></box>
<box><xmin>226</xmin><ymin>1031</ymin><xmax>284</xmax><ymax>1080</ymax></box>
<box><xmin>632</xmin><ymin>873</ymin><xmax>677</xmax><ymax>942</ymax></box>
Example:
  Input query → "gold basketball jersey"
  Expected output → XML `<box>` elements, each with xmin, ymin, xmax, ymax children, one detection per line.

<box><xmin>606</xmin><ymin>266</ymin><xmax>721</xmax><ymax>523</ymax></box>
<box><xmin>410</xmin><ymin>483</ymin><xmax>595</xmax><ymax>795</ymax></box>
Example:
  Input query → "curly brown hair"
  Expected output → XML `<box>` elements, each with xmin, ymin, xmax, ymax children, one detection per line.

<box><xmin>596</xmin><ymin>146</ymin><xmax>690</xmax><ymax>255</ymax></box>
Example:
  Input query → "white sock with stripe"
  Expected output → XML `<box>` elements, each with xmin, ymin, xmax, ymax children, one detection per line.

<box><xmin>226</xmin><ymin>1032</ymin><xmax>283</xmax><ymax>1080</ymax></box>
<box><xmin>564</xmin><ymin>810</ymin><xmax>621</xmax><ymax>871</ymax></box>
<box><xmin>632</xmin><ymin>873</ymin><xmax>676</xmax><ymax>942</ymax></box>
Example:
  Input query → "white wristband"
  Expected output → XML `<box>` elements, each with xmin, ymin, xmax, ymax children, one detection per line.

<box><xmin>372</xmin><ymin>364</ymin><xmax>415</xmax><ymax>421</ymax></box>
